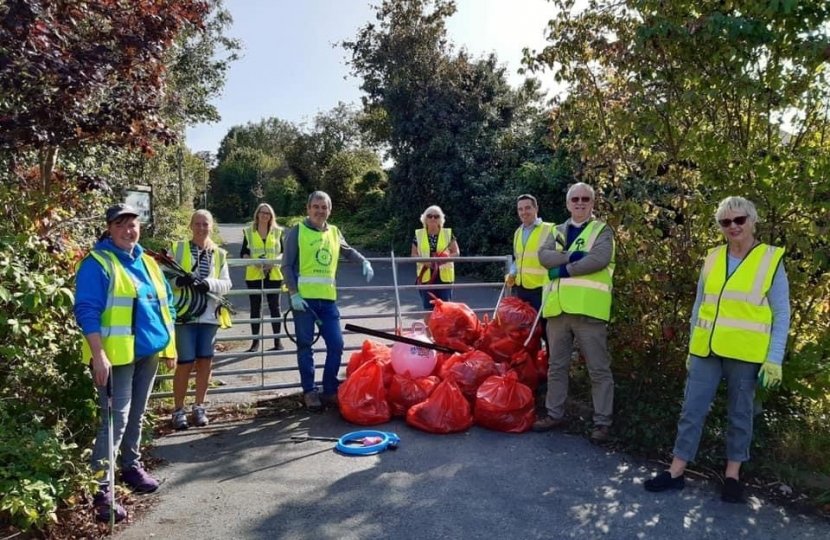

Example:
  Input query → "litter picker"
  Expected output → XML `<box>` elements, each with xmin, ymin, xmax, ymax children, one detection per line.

<box><xmin>345</xmin><ymin>323</ymin><xmax>462</xmax><ymax>354</ymax></box>
<box><xmin>106</xmin><ymin>373</ymin><xmax>116</xmax><ymax>532</ymax></box>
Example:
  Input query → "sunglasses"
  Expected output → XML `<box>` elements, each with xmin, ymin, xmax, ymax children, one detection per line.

<box><xmin>426</xmin><ymin>214</ymin><xmax>441</xmax><ymax>219</ymax></box>
<box><xmin>718</xmin><ymin>215</ymin><xmax>748</xmax><ymax>227</ymax></box>
<box><xmin>570</xmin><ymin>196</ymin><xmax>592</xmax><ymax>203</ymax></box>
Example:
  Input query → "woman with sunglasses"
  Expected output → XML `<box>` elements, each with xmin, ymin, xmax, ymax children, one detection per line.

<box><xmin>411</xmin><ymin>205</ymin><xmax>460</xmax><ymax>320</ymax></box>
<box><xmin>241</xmin><ymin>203</ymin><xmax>284</xmax><ymax>352</ymax></box>
<box><xmin>644</xmin><ymin>196</ymin><xmax>790</xmax><ymax>503</ymax></box>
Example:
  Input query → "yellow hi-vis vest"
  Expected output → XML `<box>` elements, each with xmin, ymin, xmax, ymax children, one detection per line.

<box><xmin>297</xmin><ymin>224</ymin><xmax>340</xmax><ymax>301</ymax></box>
<box><xmin>513</xmin><ymin>222</ymin><xmax>553</xmax><ymax>289</ymax></box>
<box><xmin>415</xmin><ymin>228</ymin><xmax>454</xmax><ymax>283</ymax></box>
<box><xmin>689</xmin><ymin>243</ymin><xmax>784</xmax><ymax>363</ymax></box>
<box><xmin>80</xmin><ymin>250</ymin><xmax>176</xmax><ymax>365</ymax></box>
<box><xmin>243</xmin><ymin>226</ymin><xmax>283</xmax><ymax>281</ymax></box>
<box><xmin>542</xmin><ymin>221</ymin><xmax>615</xmax><ymax>321</ymax></box>
<box><xmin>170</xmin><ymin>240</ymin><xmax>227</xmax><ymax>304</ymax></box>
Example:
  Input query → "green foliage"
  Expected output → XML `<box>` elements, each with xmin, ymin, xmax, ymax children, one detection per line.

<box><xmin>529</xmin><ymin>0</ymin><xmax>830</xmax><ymax>484</ymax></box>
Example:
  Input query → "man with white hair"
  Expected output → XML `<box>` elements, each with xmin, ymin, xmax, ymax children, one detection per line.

<box><xmin>533</xmin><ymin>183</ymin><xmax>616</xmax><ymax>443</ymax></box>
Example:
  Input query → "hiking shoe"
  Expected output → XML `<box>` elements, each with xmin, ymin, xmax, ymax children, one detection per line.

<box><xmin>644</xmin><ymin>471</ymin><xmax>685</xmax><ymax>493</ymax></box>
<box><xmin>304</xmin><ymin>391</ymin><xmax>322</xmax><ymax>411</ymax></box>
<box><xmin>321</xmin><ymin>393</ymin><xmax>339</xmax><ymax>409</ymax></box>
<box><xmin>93</xmin><ymin>488</ymin><xmax>127</xmax><ymax>523</ymax></box>
<box><xmin>121</xmin><ymin>464</ymin><xmax>159</xmax><ymax>494</ymax></box>
<box><xmin>532</xmin><ymin>414</ymin><xmax>567</xmax><ymax>432</ymax></box>
<box><xmin>590</xmin><ymin>425</ymin><xmax>612</xmax><ymax>443</ymax></box>
<box><xmin>172</xmin><ymin>407</ymin><xmax>188</xmax><ymax>430</ymax></box>
<box><xmin>721</xmin><ymin>477</ymin><xmax>745</xmax><ymax>503</ymax></box>
<box><xmin>192</xmin><ymin>403</ymin><xmax>209</xmax><ymax>427</ymax></box>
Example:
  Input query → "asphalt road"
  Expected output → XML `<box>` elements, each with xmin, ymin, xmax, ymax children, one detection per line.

<box><xmin>113</xmin><ymin>224</ymin><xmax>829</xmax><ymax>539</ymax></box>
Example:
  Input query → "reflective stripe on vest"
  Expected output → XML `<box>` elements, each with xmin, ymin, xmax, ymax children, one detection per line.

<box><xmin>689</xmin><ymin>244</ymin><xmax>784</xmax><ymax>363</ymax></box>
<box><xmin>415</xmin><ymin>228</ymin><xmax>454</xmax><ymax>283</ymax></box>
<box><xmin>79</xmin><ymin>251</ymin><xmax>175</xmax><ymax>365</ymax></box>
<box><xmin>297</xmin><ymin>224</ymin><xmax>340</xmax><ymax>300</ymax></box>
<box><xmin>542</xmin><ymin>221</ymin><xmax>615</xmax><ymax>321</ymax></box>
<box><xmin>243</xmin><ymin>226</ymin><xmax>283</xmax><ymax>281</ymax></box>
<box><xmin>513</xmin><ymin>222</ymin><xmax>553</xmax><ymax>289</ymax></box>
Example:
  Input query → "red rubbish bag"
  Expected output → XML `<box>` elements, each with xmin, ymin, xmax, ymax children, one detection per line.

<box><xmin>406</xmin><ymin>379</ymin><xmax>474</xmax><ymax>434</ymax></box>
<box><xmin>474</xmin><ymin>372</ymin><xmax>535</xmax><ymax>433</ymax></box>
<box><xmin>439</xmin><ymin>350</ymin><xmax>498</xmax><ymax>402</ymax></box>
<box><xmin>338</xmin><ymin>360</ymin><xmax>391</xmax><ymax>425</ymax></box>
<box><xmin>346</xmin><ymin>339</ymin><xmax>392</xmax><ymax>378</ymax></box>
<box><xmin>387</xmin><ymin>374</ymin><xmax>440</xmax><ymax>417</ymax></box>
<box><xmin>428</xmin><ymin>298</ymin><xmax>481</xmax><ymax>352</ymax></box>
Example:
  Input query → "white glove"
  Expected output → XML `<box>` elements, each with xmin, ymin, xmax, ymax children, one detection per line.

<box><xmin>362</xmin><ymin>260</ymin><xmax>374</xmax><ymax>283</ymax></box>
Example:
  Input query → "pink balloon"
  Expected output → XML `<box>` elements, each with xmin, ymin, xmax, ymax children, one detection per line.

<box><xmin>391</xmin><ymin>324</ymin><xmax>437</xmax><ymax>378</ymax></box>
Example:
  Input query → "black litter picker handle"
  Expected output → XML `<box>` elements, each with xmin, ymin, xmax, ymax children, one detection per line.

<box><xmin>344</xmin><ymin>324</ymin><xmax>462</xmax><ymax>354</ymax></box>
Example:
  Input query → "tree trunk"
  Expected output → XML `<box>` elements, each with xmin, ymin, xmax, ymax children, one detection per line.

<box><xmin>39</xmin><ymin>146</ymin><xmax>58</xmax><ymax>193</ymax></box>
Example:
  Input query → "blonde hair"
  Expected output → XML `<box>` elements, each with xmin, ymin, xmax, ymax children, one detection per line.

<box><xmin>419</xmin><ymin>205</ymin><xmax>446</xmax><ymax>227</ymax></box>
<box><xmin>191</xmin><ymin>209</ymin><xmax>217</xmax><ymax>249</ymax></box>
<box><xmin>252</xmin><ymin>203</ymin><xmax>278</xmax><ymax>232</ymax></box>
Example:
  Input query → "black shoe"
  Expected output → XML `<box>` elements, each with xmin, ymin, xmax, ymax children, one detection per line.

<box><xmin>644</xmin><ymin>471</ymin><xmax>685</xmax><ymax>492</ymax></box>
<box><xmin>246</xmin><ymin>342</ymin><xmax>259</xmax><ymax>353</ymax></box>
<box><xmin>268</xmin><ymin>341</ymin><xmax>284</xmax><ymax>351</ymax></box>
<box><xmin>721</xmin><ymin>477</ymin><xmax>744</xmax><ymax>503</ymax></box>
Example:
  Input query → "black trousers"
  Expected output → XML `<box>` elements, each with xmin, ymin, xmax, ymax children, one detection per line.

<box><xmin>246</xmin><ymin>278</ymin><xmax>282</xmax><ymax>344</ymax></box>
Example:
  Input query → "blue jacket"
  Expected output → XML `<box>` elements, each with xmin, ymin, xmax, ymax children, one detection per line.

<box><xmin>74</xmin><ymin>238</ymin><xmax>176</xmax><ymax>358</ymax></box>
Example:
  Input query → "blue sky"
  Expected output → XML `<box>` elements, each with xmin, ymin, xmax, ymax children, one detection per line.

<box><xmin>185</xmin><ymin>0</ymin><xmax>563</xmax><ymax>155</ymax></box>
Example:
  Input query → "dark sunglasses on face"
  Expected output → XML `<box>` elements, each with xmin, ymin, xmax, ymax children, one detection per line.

<box><xmin>427</xmin><ymin>214</ymin><xmax>441</xmax><ymax>219</ymax></box>
<box><xmin>718</xmin><ymin>215</ymin><xmax>748</xmax><ymax>227</ymax></box>
<box><xmin>570</xmin><ymin>196</ymin><xmax>592</xmax><ymax>203</ymax></box>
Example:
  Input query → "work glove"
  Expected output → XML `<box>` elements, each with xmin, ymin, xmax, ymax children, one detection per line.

<box><xmin>291</xmin><ymin>293</ymin><xmax>308</xmax><ymax>312</ymax></box>
<box><xmin>175</xmin><ymin>273</ymin><xmax>197</xmax><ymax>288</ymax></box>
<box><xmin>362</xmin><ymin>260</ymin><xmax>374</xmax><ymax>283</ymax></box>
<box><xmin>757</xmin><ymin>362</ymin><xmax>782</xmax><ymax>389</ymax></box>
<box><xmin>569</xmin><ymin>251</ymin><xmax>588</xmax><ymax>263</ymax></box>
<box><xmin>193</xmin><ymin>278</ymin><xmax>210</xmax><ymax>294</ymax></box>
<box><xmin>547</xmin><ymin>265</ymin><xmax>570</xmax><ymax>280</ymax></box>
<box><xmin>505</xmin><ymin>274</ymin><xmax>516</xmax><ymax>287</ymax></box>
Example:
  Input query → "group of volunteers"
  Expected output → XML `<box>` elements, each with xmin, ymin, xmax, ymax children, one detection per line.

<box><xmin>72</xmin><ymin>190</ymin><xmax>374</xmax><ymax>522</ymax></box>
<box><xmin>73</xmin><ymin>183</ymin><xmax>789</xmax><ymax>522</ymax></box>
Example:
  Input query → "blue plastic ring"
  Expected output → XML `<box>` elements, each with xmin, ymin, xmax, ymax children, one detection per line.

<box><xmin>335</xmin><ymin>430</ymin><xmax>401</xmax><ymax>456</ymax></box>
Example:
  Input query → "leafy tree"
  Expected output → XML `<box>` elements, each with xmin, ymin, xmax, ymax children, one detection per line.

<box><xmin>527</xmin><ymin>0</ymin><xmax>830</xmax><ymax>468</ymax></box>
<box><xmin>0</xmin><ymin>0</ymin><xmax>210</xmax><ymax>191</ymax></box>
<box><xmin>343</xmin><ymin>0</ymin><xmax>561</xmax><ymax>256</ymax></box>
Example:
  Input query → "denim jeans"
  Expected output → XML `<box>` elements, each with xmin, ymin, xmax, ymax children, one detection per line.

<box><xmin>294</xmin><ymin>299</ymin><xmax>343</xmax><ymax>395</ymax></box>
<box><xmin>91</xmin><ymin>355</ymin><xmax>159</xmax><ymax>481</ymax></box>
<box><xmin>673</xmin><ymin>353</ymin><xmax>761</xmax><ymax>463</ymax></box>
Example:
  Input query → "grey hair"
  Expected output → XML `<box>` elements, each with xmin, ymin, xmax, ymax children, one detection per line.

<box><xmin>419</xmin><ymin>205</ymin><xmax>446</xmax><ymax>227</ymax></box>
<box><xmin>307</xmin><ymin>190</ymin><xmax>332</xmax><ymax>209</ymax></box>
<box><xmin>715</xmin><ymin>196</ymin><xmax>758</xmax><ymax>231</ymax></box>
<box><xmin>566</xmin><ymin>182</ymin><xmax>596</xmax><ymax>201</ymax></box>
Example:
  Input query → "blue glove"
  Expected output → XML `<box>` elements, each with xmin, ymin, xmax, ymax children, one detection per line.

<box><xmin>362</xmin><ymin>260</ymin><xmax>374</xmax><ymax>283</ymax></box>
<box><xmin>290</xmin><ymin>293</ymin><xmax>308</xmax><ymax>312</ymax></box>
<box><xmin>548</xmin><ymin>265</ymin><xmax>570</xmax><ymax>280</ymax></box>
<box><xmin>569</xmin><ymin>251</ymin><xmax>587</xmax><ymax>263</ymax></box>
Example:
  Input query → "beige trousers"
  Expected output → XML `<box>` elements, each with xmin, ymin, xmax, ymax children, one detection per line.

<box><xmin>544</xmin><ymin>313</ymin><xmax>614</xmax><ymax>426</ymax></box>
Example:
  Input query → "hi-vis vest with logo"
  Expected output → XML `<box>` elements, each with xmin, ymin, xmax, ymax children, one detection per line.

<box><xmin>298</xmin><ymin>224</ymin><xmax>340</xmax><ymax>301</ymax></box>
<box><xmin>415</xmin><ymin>228</ymin><xmax>454</xmax><ymax>283</ymax></box>
<box><xmin>542</xmin><ymin>221</ymin><xmax>615</xmax><ymax>321</ymax></box>
<box><xmin>243</xmin><ymin>226</ymin><xmax>283</xmax><ymax>281</ymax></box>
<box><xmin>513</xmin><ymin>222</ymin><xmax>553</xmax><ymax>289</ymax></box>
<box><xmin>80</xmin><ymin>250</ymin><xmax>176</xmax><ymax>365</ymax></box>
<box><xmin>689</xmin><ymin>243</ymin><xmax>784</xmax><ymax>363</ymax></box>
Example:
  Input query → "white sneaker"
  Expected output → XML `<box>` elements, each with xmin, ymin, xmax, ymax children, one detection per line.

<box><xmin>172</xmin><ymin>407</ymin><xmax>188</xmax><ymax>430</ymax></box>
<box><xmin>191</xmin><ymin>403</ymin><xmax>209</xmax><ymax>427</ymax></box>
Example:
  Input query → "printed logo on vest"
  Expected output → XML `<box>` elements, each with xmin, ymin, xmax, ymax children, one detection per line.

<box><xmin>316</xmin><ymin>247</ymin><xmax>333</xmax><ymax>266</ymax></box>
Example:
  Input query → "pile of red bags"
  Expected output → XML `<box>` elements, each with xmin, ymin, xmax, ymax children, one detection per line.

<box><xmin>338</xmin><ymin>298</ymin><xmax>545</xmax><ymax>434</ymax></box>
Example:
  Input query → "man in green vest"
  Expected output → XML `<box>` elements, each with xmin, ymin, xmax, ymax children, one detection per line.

<box><xmin>533</xmin><ymin>183</ymin><xmax>616</xmax><ymax>443</ymax></box>
<box><xmin>280</xmin><ymin>191</ymin><xmax>374</xmax><ymax>411</ymax></box>
<box><xmin>505</xmin><ymin>194</ymin><xmax>555</xmax><ymax>359</ymax></box>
